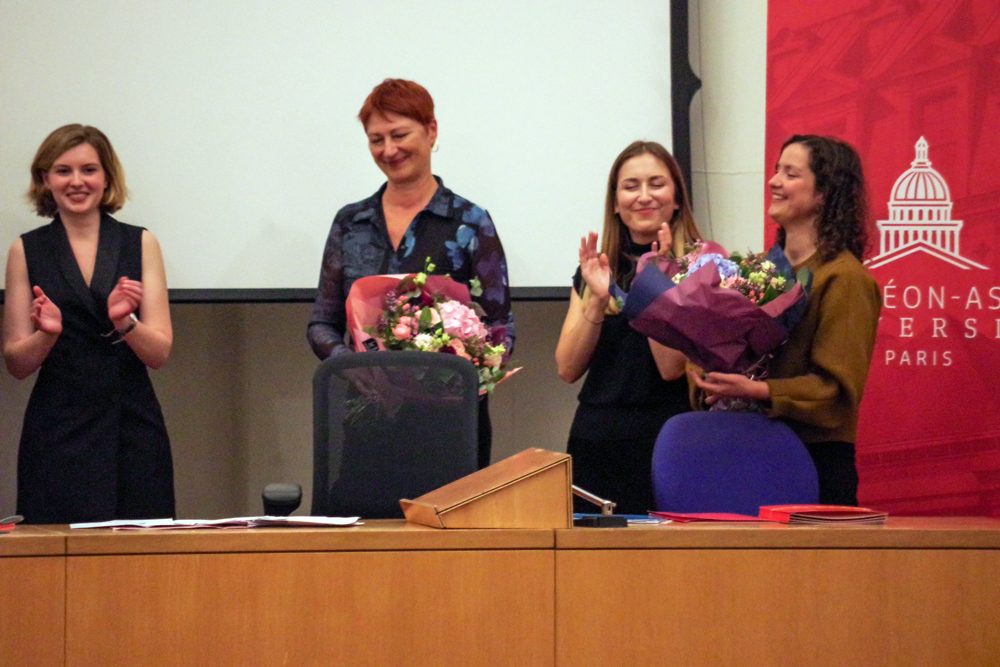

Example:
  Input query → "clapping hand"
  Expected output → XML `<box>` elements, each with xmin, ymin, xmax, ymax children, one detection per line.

<box><xmin>30</xmin><ymin>286</ymin><xmax>62</xmax><ymax>335</ymax></box>
<box><xmin>579</xmin><ymin>232</ymin><xmax>611</xmax><ymax>300</ymax></box>
<box><xmin>107</xmin><ymin>277</ymin><xmax>143</xmax><ymax>325</ymax></box>
<box><xmin>650</xmin><ymin>222</ymin><xmax>673</xmax><ymax>257</ymax></box>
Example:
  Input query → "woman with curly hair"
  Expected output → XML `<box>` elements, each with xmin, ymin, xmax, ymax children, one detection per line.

<box><xmin>691</xmin><ymin>135</ymin><xmax>881</xmax><ymax>504</ymax></box>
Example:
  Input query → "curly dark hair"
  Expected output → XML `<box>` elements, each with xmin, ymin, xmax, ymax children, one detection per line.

<box><xmin>775</xmin><ymin>135</ymin><xmax>869</xmax><ymax>261</ymax></box>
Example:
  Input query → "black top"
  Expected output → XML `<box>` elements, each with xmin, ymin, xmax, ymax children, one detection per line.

<box><xmin>570</xmin><ymin>239</ymin><xmax>690</xmax><ymax>441</ymax></box>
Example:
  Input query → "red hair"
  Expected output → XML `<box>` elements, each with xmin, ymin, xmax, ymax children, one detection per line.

<box><xmin>358</xmin><ymin>79</ymin><xmax>435</xmax><ymax>128</ymax></box>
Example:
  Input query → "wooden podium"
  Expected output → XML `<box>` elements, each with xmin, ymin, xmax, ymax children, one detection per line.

<box><xmin>401</xmin><ymin>448</ymin><xmax>573</xmax><ymax>528</ymax></box>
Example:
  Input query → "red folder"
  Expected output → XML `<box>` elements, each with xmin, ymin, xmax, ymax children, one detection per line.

<box><xmin>758</xmin><ymin>505</ymin><xmax>888</xmax><ymax>524</ymax></box>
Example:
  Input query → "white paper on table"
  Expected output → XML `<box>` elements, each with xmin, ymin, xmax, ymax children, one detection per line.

<box><xmin>70</xmin><ymin>516</ymin><xmax>362</xmax><ymax>530</ymax></box>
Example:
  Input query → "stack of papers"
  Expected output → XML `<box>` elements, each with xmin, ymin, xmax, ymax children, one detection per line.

<box><xmin>758</xmin><ymin>505</ymin><xmax>888</xmax><ymax>524</ymax></box>
<box><xmin>70</xmin><ymin>516</ymin><xmax>361</xmax><ymax>530</ymax></box>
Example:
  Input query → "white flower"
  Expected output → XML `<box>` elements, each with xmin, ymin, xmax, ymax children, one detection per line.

<box><xmin>412</xmin><ymin>333</ymin><xmax>436</xmax><ymax>350</ymax></box>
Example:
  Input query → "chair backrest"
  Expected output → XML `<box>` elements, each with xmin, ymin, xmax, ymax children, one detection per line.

<box><xmin>312</xmin><ymin>351</ymin><xmax>480</xmax><ymax>518</ymax></box>
<box><xmin>651</xmin><ymin>411</ymin><xmax>819</xmax><ymax>516</ymax></box>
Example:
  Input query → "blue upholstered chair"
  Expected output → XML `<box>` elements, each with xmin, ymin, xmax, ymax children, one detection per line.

<box><xmin>651</xmin><ymin>411</ymin><xmax>819</xmax><ymax>516</ymax></box>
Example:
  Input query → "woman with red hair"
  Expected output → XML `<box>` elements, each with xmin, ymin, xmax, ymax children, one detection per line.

<box><xmin>308</xmin><ymin>79</ymin><xmax>514</xmax><ymax>469</ymax></box>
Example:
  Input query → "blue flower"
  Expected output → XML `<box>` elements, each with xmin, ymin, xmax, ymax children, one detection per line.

<box><xmin>460</xmin><ymin>204</ymin><xmax>487</xmax><ymax>224</ymax></box>
<box><xmin>445</xmin><ymin>225</ymin><xmax>478</xmax><ymax>270</ymax></box>
<box><xmin>690</xmin><ymin>253</ymin><xmax>738</xmax><ymax>281</ymax></box>
<box><xmin>400</xmin><ymin>230</ymin><xmax>416</xmax><ymax>258</ymax></box>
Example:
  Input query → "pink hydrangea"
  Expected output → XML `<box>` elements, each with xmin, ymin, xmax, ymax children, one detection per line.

<box><xmin>437</xmin><ymin>300</ymin><xmax>487</xmax><ymax>340</ymax></box>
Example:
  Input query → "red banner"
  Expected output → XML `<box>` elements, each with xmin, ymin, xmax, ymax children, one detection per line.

<box><xmin>766</xmin><ymin>0</ymin><xmax>1000</xmax><ymax>515</ymax></box>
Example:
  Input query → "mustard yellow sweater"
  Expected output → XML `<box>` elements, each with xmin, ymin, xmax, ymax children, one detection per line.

<box><xmin>766</xmin><ymin>250</ymin><xmax>882</xmax><ymax>443</ymax></box>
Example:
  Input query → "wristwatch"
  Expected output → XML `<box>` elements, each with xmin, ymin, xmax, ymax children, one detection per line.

<box><xmin>102</xmin><ymin>313</ymin><xmax>139</xmax><ymax>344</ymax></box>
<box><xmin>115</xmin><ymin>313</ymin><xmax>139</xmax><ymax>337</ymax></box>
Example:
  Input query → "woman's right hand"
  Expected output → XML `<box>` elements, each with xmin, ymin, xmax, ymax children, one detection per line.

<box><xmin>579</xmin><ymin>232</ymin><xmax>611</xmax><ymax>301</ymax></box>
<box><xmin>556</xmin><ymin>232</ymin><xmax>610</xmax><ymax>383</ymax></box>
<box><xmin>30</xmin><ymin>286</ymin><xmax>62</xmax><ymax>336</ymax></box>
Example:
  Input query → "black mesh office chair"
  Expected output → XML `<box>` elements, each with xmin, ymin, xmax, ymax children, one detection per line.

<box><xmin>311</xmin><ymin>351</ymin><xmax>480</xmax><ymax>518</ymax></box>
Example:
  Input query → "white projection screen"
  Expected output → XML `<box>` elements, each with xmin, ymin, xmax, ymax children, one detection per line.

<box><xmin>0</xmin><ymin>0</ymin><xmax>677</xmax><ymax>297</ymax></box>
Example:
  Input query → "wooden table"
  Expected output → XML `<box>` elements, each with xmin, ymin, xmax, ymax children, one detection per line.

<box><xmin>556</xmin><ymin>517</ymin><xmax>1000</xmax><ymax>667</ymax></box>
<box><xmin>3</xmin><ymin>518</ymin><xmax>999</xmax><ymax>667</ymax></box>
<box><xmin>63</xmin><ymin>522</ymin><xmax>553</xmax><ymax>667</ymax></box>
<box><xmin>0</xmin><ymin>526</ymin><xmax>66</xmax><ymax>667</ymax></box>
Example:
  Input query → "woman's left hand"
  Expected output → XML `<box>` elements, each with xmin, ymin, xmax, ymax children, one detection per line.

<box><xmin>653</xmin><ymin>222</ymin><xmax>673</xmax><ymax>256</ymax></box>
<box><xmin>107</xmin><ymin>277</ymin><xmax>143</xmax><ymax>326</ymax></box>
<box><xmin>688</xmin><ymin>368</ymin><xmax>770</xmax><ymax>405</ymax></box>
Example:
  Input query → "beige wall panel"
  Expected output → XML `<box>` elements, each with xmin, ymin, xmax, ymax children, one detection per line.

<box><xmin>0</xmin><ymin>306</ymin><xmax>33</xmax><ymax>517</ymax></box>
<box><xmin>234</xmin><ymin>302</ymin><xmax>318</xmax><ymax>515</ymax></box>
<box><xmin>152</xmin><ymin>304</ymin><xmax>245</xmax><ymax>518</ymax></box>
<box><xmin>689</xmin><ymin>0</ymin><xmax>769</xmax><ymax>251</ymax></box>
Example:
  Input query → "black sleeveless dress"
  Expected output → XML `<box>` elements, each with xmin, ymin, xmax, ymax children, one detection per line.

<box><xmin>17</xmin><ymin>214</ymin><xmax>174</xmax><ymax>524</ymax></box>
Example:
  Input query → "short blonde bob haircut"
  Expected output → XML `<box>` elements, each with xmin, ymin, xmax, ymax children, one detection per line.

<box><xmin>27</xmin><ymin>124</ymin><xmax>128</xmax><ymax>217</ymax></box>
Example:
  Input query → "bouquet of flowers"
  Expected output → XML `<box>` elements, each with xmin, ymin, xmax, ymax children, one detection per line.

<box><xmin>674</xmin><ymin>246</ymin><xmax>796</xmax><ymax>308</ymax></box>
<box><xmin>346</xmin><ymin>263</ymin><xmax>515</xmax><ymax>394</ymax></box>
<box><xmin>615</xmin><ymin>242</ymin><xmax>812</xmax><ymax>376</ymax></box>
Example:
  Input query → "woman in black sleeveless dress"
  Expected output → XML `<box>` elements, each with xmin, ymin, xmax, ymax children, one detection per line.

<box><xmin>555</xmin><ymin>141</ymin><xmax>703</xmax><ymax>515</ymax></box>
<box><xmin>3</xmin><ymin>125</ymin><xmax>174</xmax><ymax>524</ymax></box>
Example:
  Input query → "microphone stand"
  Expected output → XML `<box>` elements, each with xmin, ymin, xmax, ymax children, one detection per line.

<box><xmin>571</xmin><ymin>485</ymin><xmax>628</xmax><ymax>528</ymax></box>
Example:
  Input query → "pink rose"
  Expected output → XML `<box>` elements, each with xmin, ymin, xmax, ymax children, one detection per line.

<box><xmin>393</xmin><ymin>322</ymin><xmax>412</xmax><ymax>340</ymax></box>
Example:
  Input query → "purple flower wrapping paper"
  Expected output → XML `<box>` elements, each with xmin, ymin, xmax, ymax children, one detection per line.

<box><xmin>622</xmin><ymin>260</ymin><xmax>808</xmax><ymax>373</ymax></box>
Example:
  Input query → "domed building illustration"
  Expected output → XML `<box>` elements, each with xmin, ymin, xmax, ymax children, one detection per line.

<box><xmin>866</xmin><ymin>137</ymin><xmax>987</xmax><ymax>270</ymax></box>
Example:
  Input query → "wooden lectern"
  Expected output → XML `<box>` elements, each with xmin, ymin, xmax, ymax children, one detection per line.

<box><xmin>400</xmin><ymin>448</ymin><xmax>572</xmax><ymax>528</ymax></box>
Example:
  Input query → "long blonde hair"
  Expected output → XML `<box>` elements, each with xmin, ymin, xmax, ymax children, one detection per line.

<box><xmin>601</xmin><ymin>141</ymin><xmax>701</xmax><ymax>288</ymax></box>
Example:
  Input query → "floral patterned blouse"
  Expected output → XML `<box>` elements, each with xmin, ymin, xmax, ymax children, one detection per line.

<box><xmin>307</xmin><ymin>177</ymin><xmax>515</xmax><ymax>359</ymax></box>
